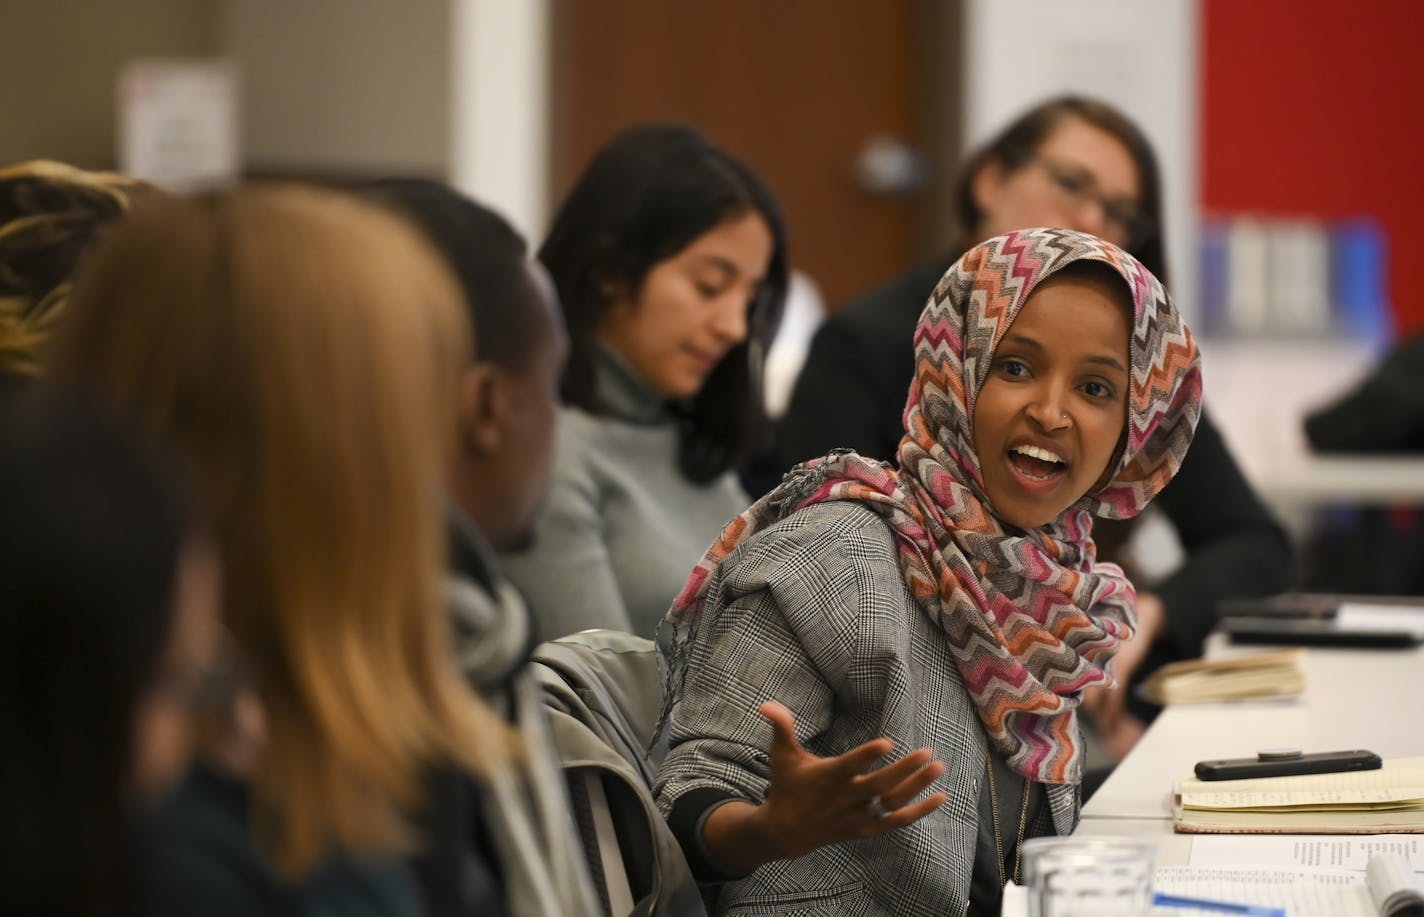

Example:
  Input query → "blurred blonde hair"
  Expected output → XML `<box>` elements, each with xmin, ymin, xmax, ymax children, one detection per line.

<box><xmin>52</xmin><ymin>185</ymin><xmax>514</xmax><ymax>876</ymax></box>
<box><xmin>0</xmin><ymin>160</ymin><xmax>149</xmax><ymax>375</ymax></box>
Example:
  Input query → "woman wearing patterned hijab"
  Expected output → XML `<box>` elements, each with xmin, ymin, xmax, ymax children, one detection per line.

<box><xmin>654</xmin><ymin>226</ymin><xmax>1201</xmax><ymax>915</ymax></box>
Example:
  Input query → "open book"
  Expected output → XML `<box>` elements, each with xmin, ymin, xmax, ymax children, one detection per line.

<box><xmin>1140</xmin><ymin>648</ymin><xmax>1306</xmax><ymax>704</ymax></box>
<box><xmin>1174</xmin><ymin>757</ymin><xmax>1424</xmax><ymax>834</ymax></box>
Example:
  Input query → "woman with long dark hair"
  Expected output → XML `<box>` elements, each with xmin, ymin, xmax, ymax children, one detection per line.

<box><xmin>501</xmin><ymin>123</ymin><xmax>789</xmax><ymax>640</ymax></box>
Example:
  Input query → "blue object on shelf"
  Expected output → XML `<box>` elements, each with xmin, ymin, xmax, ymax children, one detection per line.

<box><xmin>1199</xmin><ymin>218</ymin><xmax>1231</xmax><ymax>337</ymax></box>
<box><xmin>1330</xmin><ymin>218</ymin><xmax>1391</xmax><ymax>349</ymax></box>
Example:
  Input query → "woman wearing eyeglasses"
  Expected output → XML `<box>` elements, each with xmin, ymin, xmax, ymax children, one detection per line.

<box><xmin>778</xmin><ymin>96</ymin><xmax>1293</xmax><ymax>765</ymax></box>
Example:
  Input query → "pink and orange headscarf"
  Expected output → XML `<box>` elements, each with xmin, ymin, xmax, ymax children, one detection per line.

<box><xmin>665</xmin><ymin>227</ymin><xmax>1202</xmax><ymax>784</ymax></box>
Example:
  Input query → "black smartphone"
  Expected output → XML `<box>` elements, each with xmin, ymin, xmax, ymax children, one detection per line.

<box><xmin>1220</xmin><ymin>616</ymin><xmax>1422</xmax><ymax>649</ymax></box>
<box><xmin>1194</xmin><ymin>749</ymin><xmax>1382</xmax><ymax>781</ymax></box>
<box><xmin>1217</xmin><ymin>593</ymin><xmax>1343</xmax><ymax>619</ymax></box>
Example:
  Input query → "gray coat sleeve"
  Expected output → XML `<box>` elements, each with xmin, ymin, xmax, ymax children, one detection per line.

<box><xmin>654</xmin><ymin>542</ymin><xmax>841</xmax><ymax>814</ymax></box>
<box><xmin>653</xmin><ymin>503</ymin><xmax>927</xmax><ymax>814</ymax></box>
<box><xmin>653</xmin><ymin>503</ymin><xmax>995</xmax><ymax>915</ymax></box>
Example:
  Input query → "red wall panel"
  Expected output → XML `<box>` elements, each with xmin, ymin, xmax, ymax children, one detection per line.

<box><xmin>1201</xmin><ymin>0</ymin><xmax>1424</xmax><ymax>331</ymax></box>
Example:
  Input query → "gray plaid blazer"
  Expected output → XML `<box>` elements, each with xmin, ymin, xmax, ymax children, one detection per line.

<box><xmin>654</xmin><ymin>502</ymin><xmax>1079</xmax><ymax>916</ymax></box>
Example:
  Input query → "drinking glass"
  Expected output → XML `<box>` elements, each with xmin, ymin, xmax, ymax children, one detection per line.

<box><xmin>1020</xmin><ymin>836</ymin><xmax>1156</xmax><ymax>917</ymax></box>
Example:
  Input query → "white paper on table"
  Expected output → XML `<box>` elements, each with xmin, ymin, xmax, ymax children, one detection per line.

<box><xmin>1001</xmin><ymin>863</ymin><xmax>1418</xmax><ymax>916</ymax></box>
<box><xmin>1154</xmin><ymin>865</ymin><xmax>1372</xmax><ymax>916</ymax></box>
<box><xmin>1189</xmin><ymin>835</ymin><xmax>1424</xmax><ymax>872</ymax></box>
<box><xmin>1336</xmin><ymin>604</ymin><xmax>1424</xmax><ymax>639</ymax></box>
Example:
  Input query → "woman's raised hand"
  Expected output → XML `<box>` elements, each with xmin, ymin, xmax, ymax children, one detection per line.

<box><xmin>701</xmin><ymin>701</ymin><xmax>947</xmax><ymax>872</ymax></box>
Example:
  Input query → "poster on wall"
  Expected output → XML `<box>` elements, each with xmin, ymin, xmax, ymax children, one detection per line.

<box><xmin>118</xmin><ymin>58</ymin><xmax>241</xmax><ymax>192</ymax></box>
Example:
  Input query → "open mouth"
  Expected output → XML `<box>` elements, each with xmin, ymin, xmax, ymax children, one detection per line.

<box><xmin>1008</xmin><ymin>443</ymin><xmax>1068</xmax><ymax>482</ymax></box>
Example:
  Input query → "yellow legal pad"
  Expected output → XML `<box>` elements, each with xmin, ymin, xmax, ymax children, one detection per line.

<box><xmin>1173</xmin><ymin>757</ymin><xmax>1424</xmax><ymax>834</ymax></box>
<box><xmin>1141</xmin><ymin>648</ymin><xmax>1306</xmax><ymax>705</ymax></box>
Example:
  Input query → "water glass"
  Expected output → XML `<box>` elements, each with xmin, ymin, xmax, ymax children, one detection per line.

<box><xmin>1020</xmin><ymin>836</ymin><xmax>1156</xmax><ymax>917</ymax></box>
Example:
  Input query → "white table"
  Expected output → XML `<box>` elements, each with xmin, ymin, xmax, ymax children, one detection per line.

<box><xmin>1073</xmin><ymin>633</ymin><xmax>1424</xmax><ymax>864</ymax></box>
<box><xmin>1083</xmin><ymin>637</ymin><xmax>1424</xmax><ymax>820</ymax></box>
<box><xmin>1249</xmin><ymin>455</ymin><xmax>1424</xmax><ymax>509</ymax></box>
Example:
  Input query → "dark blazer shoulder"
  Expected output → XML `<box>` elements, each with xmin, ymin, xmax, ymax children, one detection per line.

<box><xmin>833</xmin><ymin>256</ymin><xmax>956</xmax><ymax>339</ymax></box>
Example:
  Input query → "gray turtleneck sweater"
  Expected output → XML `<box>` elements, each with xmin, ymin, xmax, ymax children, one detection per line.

<box><xmin>500</xmin><ymin>348</ymin><xmax>750</xmax><ymax>641</ymax></box>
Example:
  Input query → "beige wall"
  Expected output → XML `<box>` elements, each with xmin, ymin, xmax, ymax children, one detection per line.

<box><xmin>221</xmin><ymin>0</ymin><xmax>451</xmax><ymax>178</ymax></box>
<box><xmin>3</xmin><ymin>0</ymin><xmax>550</xmax><ymax>232</ymax></box>
<box><xmin>3</xmin><ymin>0</ymin><xmax>455</xmax><ymax>179</ymax></box>
<box><xmin>0</xmin><ymin>0</ymin><xmax>218</xmax><ymax>167</ymax></box>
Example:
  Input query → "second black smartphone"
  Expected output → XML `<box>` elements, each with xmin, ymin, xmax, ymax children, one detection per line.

<box><xmin>1194</xmin><ymin>749</ymin><xmax>1382</xmax><ymax>781</ymax></box>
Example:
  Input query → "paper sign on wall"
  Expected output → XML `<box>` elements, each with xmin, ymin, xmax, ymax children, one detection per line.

<box><xmin>119</xmin><ymin>58</ymin><xmax>241</xmax><ymax>191</ymax></box>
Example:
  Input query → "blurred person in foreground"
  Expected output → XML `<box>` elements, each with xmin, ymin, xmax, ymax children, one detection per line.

<box><xmin>364</xmin><ymin>178</ymin><xmax>607</xmax><ymax>914</ymax></box>
<box><xmin>778</xmin><ymin>96</ymin><xmax>1293</xmax><ymax>760</ymax></box>
<box><xmin>0</xmin><ymin>393</ymin><xmax>220</xmax><ymax>917</ymax></box>
<box><xmin>500</xmin><ymin>123</ymin><xmax>790</xmax><ymax>641</ymax></box>
<box><xmin>50</xmin><ymin>185</ymin><xmax>538</xmax><ymax>916</ymax></box>
<box><xmin>371</xmin><ymin>178</ymin><xmax>711</xmax><ymax>915</ymax></box>
<box><xmin>0</xmin><ymin>160</ymin><xmax>149</xmax><ymax>385</ymax></box>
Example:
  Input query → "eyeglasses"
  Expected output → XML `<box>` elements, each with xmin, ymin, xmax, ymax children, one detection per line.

<box><xmin>1031</xmin><ymin>157</ymin><xmax>1151</xmax><ymax>249</ymax></box>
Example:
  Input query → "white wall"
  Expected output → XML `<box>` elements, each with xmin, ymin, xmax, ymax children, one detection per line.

<box><xmin>449</xmin><ymin>0</ymin><xmax>552</xmax><ymax>244</ymax></box>
<box><xmin>963</xmin><ymin>0</ymin><xmax>1199</xmax><ymax>321</ymax></box>
<box><xmin>217</xmin><ymin>0</ymin><xmax>553</xmax><ymax>240</ymax></box>
<box><xmin>220</xmin><ymin>0</ymin><xmax>452</xmax><ymax>177</ymax></box>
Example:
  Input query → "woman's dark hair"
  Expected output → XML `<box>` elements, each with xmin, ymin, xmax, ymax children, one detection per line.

<box><xmin>952</xmin><ymin>96</ymin><xmax>1168</xmax><ymax>286</ymax></box>
<box><xmin>1041</xmin><ymin>258</ymin><xmax>1136</xmax><ymax>311</ymax></box>
<box><xmin>0</xmin><ymin>392</ymin><xmax>187</xmax><ymax>917</ymax></box>
<box><xmin>362</xmin><ymin>178</ymin><xmax>548</xmax><ymax>371</ymax></box>
<box><xmin>539</xmin><ymin>122</ymin><xmax>789</xmax><ymax>483</ymax></box>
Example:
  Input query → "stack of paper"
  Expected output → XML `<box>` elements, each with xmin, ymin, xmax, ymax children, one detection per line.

<box><xmin>1153</xmin><ymin>857</ymin><xmax>1421</xmax><ymax>917</ymax></box>
<box><xmin>1004</xmin><ymin>854</ymin><xmax>1422</xmax><ymax>916</ymax></box>
<box><xmin>1174</xmin><ymin>758</ymin><xmax>1424</xmax><ymax>834</ymax></box>
<box><xmin>1177</xmin><ymin>836</ymin><xmax>1424</xmax><ymax>917</ymax></box>
<box><xmin>1141</xmin><ymin>648</ymin><xmax>1306</xmax><ymax>705</ymax></box>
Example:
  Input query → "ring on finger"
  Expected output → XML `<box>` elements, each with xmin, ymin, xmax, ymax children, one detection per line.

<box><xmin>866</xmin><ymin>795</ymin><xmax>889</xmax><ymax>819</ymax></box>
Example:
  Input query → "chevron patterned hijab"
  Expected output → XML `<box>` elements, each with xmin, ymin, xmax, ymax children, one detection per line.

<box><xmin>664</xmin><ymin>227</ymin><xmax>1201</xmax><ymax>784</ymax></box>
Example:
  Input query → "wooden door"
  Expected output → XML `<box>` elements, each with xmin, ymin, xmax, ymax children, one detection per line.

<box><xmin>550</xmin><ymin>0</ymin><xmax>959</xmax><ymax>309</ymax></box>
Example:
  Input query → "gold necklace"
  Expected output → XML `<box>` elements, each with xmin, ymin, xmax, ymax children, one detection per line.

<box><xmin>986</xmin><ymin>752</ymin><xmax>1032</xmax><ymax>887</ymax></box>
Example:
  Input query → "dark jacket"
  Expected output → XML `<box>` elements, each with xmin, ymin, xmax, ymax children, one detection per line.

<box><xmin>147</xmin><ymin>765</ymin><xmax>427</xmax><ymax>917</ymax></box>
<box><xmin>1305</xmin><ymin>334</ymin><xmax>1424</xmax><ymax>453</ymax></box>
<box><xmin>778</xmin><ymin>256</ymin><xmax>1295</xmax><ymax>674</ymax></box>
